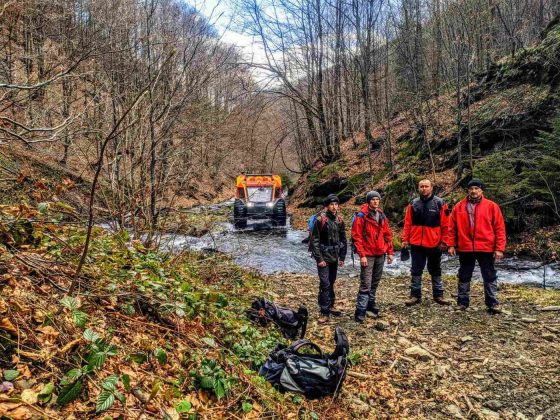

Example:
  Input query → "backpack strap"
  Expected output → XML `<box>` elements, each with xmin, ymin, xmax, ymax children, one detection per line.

<box><xmin>297</xmin><ymin>305</ymin><xmax>308</xmax><ymax>339</ymax></box>
<box><xmin>331</xmin><ymin>326</ymin><xmax>349</xmax><ymax>359</ymax></box>
<box><xmin>290</xmin><ymin>339</ymin><xmax>324</xmax><ymax>357</ymax></box>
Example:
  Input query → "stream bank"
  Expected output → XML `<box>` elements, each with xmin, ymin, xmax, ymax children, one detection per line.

<box><xmin>164</xmin><ymin>216</ymin><xmax>560</xmax><ymax>289</ymax></box>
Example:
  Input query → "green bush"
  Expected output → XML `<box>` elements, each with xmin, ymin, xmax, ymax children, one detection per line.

<box><xmin>473</xmin><ymin>116</ymin><xmax>560</xmax><ymax>230</ymax></box>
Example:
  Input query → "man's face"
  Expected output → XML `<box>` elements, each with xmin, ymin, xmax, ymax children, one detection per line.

<box><xmin>418</xmin><ymin>181</ymin><xmax>433</xmax><ymax>197</ymax></box>
<box><xmin>327</xmin><ymin>202</ymin><xmax>339</xmax><ymax>213</ymax></box>
<box><xmin>368</xmin><ymin>197</ymin><xmax>380</xmax><ymax>209</ymax></box>
<box><xmin>468</xmin><ymin>186</ymin><xmax>483</xmax><ymax>199</ymax></box>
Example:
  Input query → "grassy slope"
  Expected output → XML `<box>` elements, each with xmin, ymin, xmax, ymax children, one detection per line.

<box><xmin>0</xmin><ymin>202</ymin><xmax>305</xmax><ymax>419</ymax></box>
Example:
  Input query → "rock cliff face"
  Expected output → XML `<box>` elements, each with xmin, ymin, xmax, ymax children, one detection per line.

<box><xmin>291</xmin><ymin>19</ymin><xmax>560</xmax><ymax>251</ymax></box>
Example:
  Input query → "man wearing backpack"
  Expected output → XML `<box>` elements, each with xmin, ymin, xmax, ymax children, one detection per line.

<box><xmin>402</xmin><ymin>179</ymin><xmax>452</xmax><ymax>306</ymax></box>
<box><xmin>447</xmin><ymin>179</ymin><xmax>506</xmax><ymax>314</ymax></box>
<box><xmin>309</xmin><ymin>194</ymin><xmax>347</xmax><ymax>323</ymax></box>
<box><xmin>352</xmin><ymin>191</ymin><xmax>394</xmax><ymax>323</ymax></box>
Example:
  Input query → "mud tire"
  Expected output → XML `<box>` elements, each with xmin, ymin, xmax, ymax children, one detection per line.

<box><xmin>234</xmin><ymin>199</ymin><xmax>247</xmax><ymax>229</ymax></box>
<box><xmin>273</xmin><ymin>199</ymin><xmax>287</xmax><ymax>227</ymax></box>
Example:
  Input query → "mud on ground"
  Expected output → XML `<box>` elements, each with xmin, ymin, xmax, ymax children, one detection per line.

<box><xmin>262</xmin><ymin>273</ymin><xmax>560</xmax><ymax>419</ymax></box>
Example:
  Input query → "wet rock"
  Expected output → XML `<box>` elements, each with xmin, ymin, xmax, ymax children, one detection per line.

<box><xmin>446</xmin><ymin>404</ymin><xmax>465</xmax><ymax>419</ymax></box>
<box><xmin>537</xmin><ymin>306</ymin><xmax>560</xmax><ymax>312</ymax></box>
<box><xmin>397</xmin><ymin>337</ymin><xmax>413</xmax><ymax>347</ymax></box>
<box><xmin>542</xmin><ymin>332</ymin><xmax>555</xmax><ymax>342</ymax></box>
<box><xmin>436</xmin><ymin>364</ymin><xmax>450</xmax><ymax>378</ymax></box>
<box><xmin>350</xmin><ymin>397</ymin><xmax>370</xmax><ymax>416</ymax></box>
<box><xmin>404</xmin><ymin>345</ymin><xmax>432</xmax><ymax>361</ymax></box>
<box><xmin>14</xmin><ymin>380</ymin><xmax>33</xmax><ymax>390</ymax></box>
<box><xmin>480</xmin><ymin>408</ymin><xmax>500</xmax><ymax>419</ymax></box>
<box><xmin>461</xmin><ymin>335</ymin><xmax>474</xmax><ymax>343</ymax></box>
<box><xmin>483</xmin><ymin>400</ymin><xmax>503</xmax><ymax>411</ymax></box>
<box><xmin>374</xmin><ymin>320</ymin><xmax>390</xmax><ymax>331</ymax></box>
<box><xmin>520</xmin><ymin>317</ymin><xmax>537</xmax><ymax>323</ymax></box>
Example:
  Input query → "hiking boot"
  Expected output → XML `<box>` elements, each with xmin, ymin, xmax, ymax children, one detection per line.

<box><xmin>354</xmin><ymin>316</ymin><xmax>364</xmax><ymax>324</ymax></box>
<box><xmin>434</xmin><ymin>297</ymin><xmax>452</xmax><ymax>306</ymax></box>
<box><xmin>488</xmin><ymin>304</ymin><xmax>503</xmax><ymax>314</ymax></box>
<box><xmin>318</xmin><ymin>314</ymin><xmax>330</xmax><ymax>324</ymax></box>
<box><xmin>456</xmin><ymin>304</ymin><xmax>468</xmax><ymax>311</ymax></box>
<box><xmin>405</xmin><ymin>297</ymin><xmax>421</xmax><ymax>307</ymax></box>
<box><xmin>329</xmin><ymin>306</ymin><xmax>342</xmax><ymax>317</ymax></box>
<box><xmin>366</xmin><ymin>305</ymin><xmax>379</xmax><ymax>317</ymax></box>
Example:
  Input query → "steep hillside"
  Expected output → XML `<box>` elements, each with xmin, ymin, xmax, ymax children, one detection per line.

<box><xmin>290</xmin><ymin>20</ymin><xmax>560</xmax><ymax>258</ymax></box>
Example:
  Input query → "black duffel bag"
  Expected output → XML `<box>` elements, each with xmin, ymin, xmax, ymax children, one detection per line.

<box><xmin>247</xmin><ymin>298</ymin><xmax>308</xmax><ymax>339</ymax></box>
<box><xmin>259</xmin><ymin>326</ymin><xmax>349</xmax><ymax>399</ymax></box>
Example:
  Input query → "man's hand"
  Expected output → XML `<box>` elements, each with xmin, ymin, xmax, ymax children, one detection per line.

<box><xmin>494</xmin><ymin>250</ymin><xmax>504</xmax><ymax>261</ymax></box>
<box><xmin>448</xmin><ymin>246</ymin><xmax>456</xmax><ymax>256</ymax></box>
<box><xmin>439</xmin><ymin>243</ymin><xmax>448</xmax><ymax>251</ymax></box>
<box><xmin>402</xmin><ymin>241</ymin><xmax>409</xmax><ymax>248</ymax></box>
<box><xmin>338</xmin><ymin>260</ymin><xmax>345</xmax><ymax>267</ymax></box>
<box><xmin>387</xmin><ymin>254</ymin><xmax>394</xmax><ymax>264</ymax></box>
<box><xmin>318</xmin><ymin>261</ymin><xmax>327</xmax><ymax>267</ymax></box>
<box><xmin>360</xmin><ymin>257</ymin><xmax>368</xmax><ymax>267</ymax></box>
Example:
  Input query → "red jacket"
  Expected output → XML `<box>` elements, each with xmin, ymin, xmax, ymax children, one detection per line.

<box><xmin>402</xmin><ymin>195</ymin><xmax>450</xmax><ymax>248</ymax></box>
<box><xmin>352</xmin><ymin>204</ymin><xmax>394</xmax><ymax>257</ymax></box>
<box><xmin>447</xmin><ymin>196</ymin><xmax>506</xmax><ymax>253</ymax></box>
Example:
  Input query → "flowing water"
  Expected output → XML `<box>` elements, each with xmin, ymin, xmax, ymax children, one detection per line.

<box><xmin>162</xmin><ymin>214</ymin><xmax>559</xmax><ymax>288</ymax></box>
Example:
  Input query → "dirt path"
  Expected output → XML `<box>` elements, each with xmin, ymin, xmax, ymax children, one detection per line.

<box><xmin>263</xmin><ymin>272</ymin><xmax>560</xmax><ymax>419</ymax></box>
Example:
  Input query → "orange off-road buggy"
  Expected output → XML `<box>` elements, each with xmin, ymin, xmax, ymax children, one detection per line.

<box><xmin>233</xmin><ymin>174</ymin><xmax>287</xmax><ymax>228</ymax></box>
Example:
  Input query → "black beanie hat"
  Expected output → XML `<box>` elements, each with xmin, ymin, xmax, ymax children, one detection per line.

<box><xmin>366</xmin><ymin>190</ymin><xmax>381</xmax><ymax>203</ymax></box>
<box><xmin>467</xmin><ymin>178</ymin><xmax>485</xmax><ymax>190</ymax></box>
<box><xmin>323</xmin><ymin>194</ymin><xmax>340</xmax><ymax>206</ymax></box>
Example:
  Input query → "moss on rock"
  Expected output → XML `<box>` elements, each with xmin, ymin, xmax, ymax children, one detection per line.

<box><xmin>382</xmin><ymin>172</ymin><xmax>420</xmax><ymax>221</ymax></box>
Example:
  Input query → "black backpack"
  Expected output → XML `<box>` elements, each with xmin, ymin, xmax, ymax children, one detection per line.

<box><xmin>247</xmin><ymin>298</ymin><xmax>308</xmax><ymax>339</ymax></box>
<box><xmin>258</xmin><ymin>326</ymin><xmax>349</xmax><ymax>399</ymax></box>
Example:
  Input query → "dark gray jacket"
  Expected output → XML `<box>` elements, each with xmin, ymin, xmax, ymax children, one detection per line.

<box><xmin>309</xmin><ymin>211</ymin><xmax>347</xmax><ymax>264</ymax></box>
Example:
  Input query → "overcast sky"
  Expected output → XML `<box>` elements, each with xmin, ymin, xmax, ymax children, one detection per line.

<box><xmin>193</xmin><ymin>0</ymin><xmax>263</xmax><ymax>60</ymax></box>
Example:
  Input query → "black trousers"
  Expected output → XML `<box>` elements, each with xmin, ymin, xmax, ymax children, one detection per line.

<box><xmin>317</xmin><ymin>262</ymin><xmax>338</xmax><ymax>315</ymax></box>
<box><xmin>457</xmin><ymin>252</ymin><xmax>499</xmax><ymax>308</ymax></box>
<box><xmin>410</xmin><ymin>245</ymin><xmax>442</xmax><ymax>277</ymax></box>
<box><xmin>410</xmin><ymin>246</ymin><xmax>444</xmax><ymax>298</ymax></box>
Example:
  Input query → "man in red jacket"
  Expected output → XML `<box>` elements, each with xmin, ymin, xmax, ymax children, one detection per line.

<box><xmin>448</xmin><ymin>179</ymin><xmax>506</xmax><ymax>313</ymax></box>
<box><xmin>403</xmin><ymin>179</ymin><xmax>452</xmax><ymax>306</ymax></box>
<box><xmin>352</xmin><ymin>191</ymin><xmax>394</xmax><ymax>323</ymax></box>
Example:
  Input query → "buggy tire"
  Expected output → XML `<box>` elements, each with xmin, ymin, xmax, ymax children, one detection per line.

<box><xmin>233</xmin><ymin>199</ymin><xmax>247</xmax><ymax>229</ymax></box>
<box><xmin>273</xmin><ymin>199</ymin><xmax>287</xmax><ymax>227</ymax></box>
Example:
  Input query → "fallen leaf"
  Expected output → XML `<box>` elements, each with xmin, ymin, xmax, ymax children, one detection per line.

<box><xmin>20</xmin><ymin>389</ymin><xmax>37</xmax><ymax>405</ymax></box>
<box><xmin>36</xmin><ymin>325</ymin><xmax>59</xmax><ymax>343</ymax></box>
<box><xmin>32</xmin><ymin>310</ymin><xmax>46</xmax><ymax>323</ymax></box>
<box><xmin>16</xmin><ymin>365</ymin><xmax>31</xmax><ymax>380</ymax></box>
<box><xmin>0</xmin><ymin>318</ymin><xmax>18</xmax><ymax>335</ymax></box>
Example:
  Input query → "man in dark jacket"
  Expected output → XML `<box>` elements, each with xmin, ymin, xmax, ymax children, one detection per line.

<box><xmin>309</xmin><ymin>194</ymin><xmax>347</xmax><ymax>323</ymax></box>
<box><xmin>352</xmin><ymin>191</ymin><xmax>394</xmax><ymax>323</ymax></box>
<box><xmin>402</xmin><ymin>179</ymin><xmax>452</xmax><ymax>306</ymax></box>
<box><xmin>447</xmin><ymin>179</ymin><xmax>506</xmax><ymax>313</ymax></box>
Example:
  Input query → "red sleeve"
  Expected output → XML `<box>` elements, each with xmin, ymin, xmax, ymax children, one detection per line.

<box><xmin>440</xmin><ymin>203</ymin><xmax>450</xmax><ymax>246</ymax></box>
<box><xmin>447</xmin><ymin>206</ymin><xmax>458</xmax><ymax>247</ymax></box>
<box><xmin>351</xmin><ymin>215</ymin><xmax>366</xmax><ymax>258</ymax></box>
<box><xmin>384</xmin><ymin>218</ymin><xmax>394</xmax><ymax>255</ymax></box>
<box><xmin>493</xmin><ymin>203</ymin><xmax>507</xmax><ymax>252</ymax></box>
<box><xmin>402</xmin><ymin>204</ymin><xmax>412</xmax><ymax>242</ymax></box>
